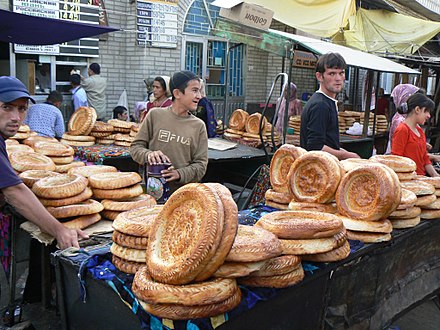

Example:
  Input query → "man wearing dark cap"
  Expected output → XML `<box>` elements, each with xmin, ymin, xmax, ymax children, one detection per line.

<box><xmin>131</xmin><ymin>70</ymin><xmax>208</xmax><ymax>193</ymax></box>
<box><xmin>0</xmin><ymin>76</ymin><xmax>88</xmax><ymax>249</ymax></box>
<box><xmin>81</xmin><ymin>63</ymin><xmax>107</xmax><ymax>120</ymax></box>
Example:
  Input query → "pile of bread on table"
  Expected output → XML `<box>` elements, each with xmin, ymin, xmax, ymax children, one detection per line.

<box><xmin>223</xmin><ymin>109</ymin><xmax>280</xmax><ymax>147</ymax></box>
<box><xmin>266</xmin><ymin>144</ymin><xmax>440</xmax><ymax>253</ymax></box>
<box><xmin>6</xmin><ymin>135</ymin><xmax>155</xmax><ymax>230</ymax></box>
<box><xmin>56</xmin><ymin>106</ymin><xmax>138</xmax><ymax>147</ymax></box>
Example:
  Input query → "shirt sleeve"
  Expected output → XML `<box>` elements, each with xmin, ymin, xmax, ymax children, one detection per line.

<box><xmin>130</xmin><ymin>112</ymin><xmax>154</xmax><ymax>165</ymax></box>
<box><xmin>54</xmin><ymin>111</ymin><xmax>65</xmax><ymax>138</ymax></box>
<box><xmin>305</xmin><ymin>102</ymin><xmax>331</xmax><ymax>151</ymax></box>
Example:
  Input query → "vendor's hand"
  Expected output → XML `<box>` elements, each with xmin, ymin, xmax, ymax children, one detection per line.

<box><xmin>427</xmin><ymin>143</ymin><xmax>433</xmax><ymax>151</ymax></box>
<box><xmin>55</xmin><ymin>227</ymin><xmax>89</xmax><ymax>249</ymax></box>
<box><xmin>147</xmin><ymin>151</ymin><xmax>170</xmax><ymax>165</ymax></box>
<box><xmin>161</xmin><ymin>166</ymin><xmax>180</xmax><ymax>182</ymax></box>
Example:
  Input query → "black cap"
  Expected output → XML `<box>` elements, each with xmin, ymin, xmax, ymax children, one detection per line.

<box><xmin>0</xmin><ymin>76</ymin><xmax>35</xmax><ymax>103</ymax></box>
<box><xmin>169</xmin><ymin>71</ymin><xmax>198</xmax><ymax>92</ymax></box>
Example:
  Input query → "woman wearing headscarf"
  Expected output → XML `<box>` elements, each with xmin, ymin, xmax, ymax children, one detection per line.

<box><xmin>140</xmin><ymin>76</ymin><xmax>172</xmax><ymax>122</ymax></box>
<box><xmin>193</xmin><ymin>79</ymin><xmax>217</xmax><ymax>138</ymax></box>
<box><xmin>274</xmin><ymin>82</ymin><xmax>303</xmax><ymax>135</ymax></box>
<box><xmin>386</xmin><ymin>84</ymin><xmax>419</xmax><ymax>154</ymax></box>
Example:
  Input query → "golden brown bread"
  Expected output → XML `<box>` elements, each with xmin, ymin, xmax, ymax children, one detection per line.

<box><xmin>138</xmin><ymin>288</ymin><xmax>241</xmax><ymax>320</ymax></box>
<box><xmin>238</xmin><ymin>265</ymin><xmax>304</xmax><ymax>288</ymax></box>
<box><xmin>245</xmin><ymin>112</ymin><xmax>267</xmax><ymax>134</ymax></box>
<box><xmin>390</xmin><ymin>217</ymin><xmax>421</xmax><ymax>229</ymax></box>
<box><xmin>265</xmin><ymin>200</ymin><xmax>289</xmax><ymax>210</ymax></box>
<box><xmin>49</xmin><ymin>155</ymin><xmax>74</xmax><ymax>165</ymax></box>
<box><xmin>336</xmin><ymin>163</ymin><xmax>401</xmax><ymax>221</ymax></box>
<box><xmin>6</xmin><ymin>144</ymin><xmax>35</xmax><ymax>155</ymax></box>
<box><xmin>287</xmin><ymin>201</ymin><xmax>337</xmax><ymax>214</ymax></box>
<box><xmin>422</xmin><ymin>197</ymin><xmax>440</xmax><ymax>210</ymax></box>
<box><xmin>5</xmin><ymin>139</ymin><xmax>19</xmax><ymax>145</ymax></box>
<box><xmin>265</xmin><ymin>188</ymin><xmax>293</xmax><ymax>204</ymax></box>
<box><xmin>228</xmin><ymin>109</ymin><xmax>249</xmax><ymax>130</ymax></box>
<box><xmin>32</xmin><ymin>174</ymin><xmax>88</xmax><ymax>199</ymax></box>
<box><xmin>369</xmin><ymin>154</ymin><xmax>416</xmax><ymax>173</ymax></box>
<box><xmin>39</xmin><ymin>187</ymin><xmax>93</xmax><ymax>207</ymax></box>
<box><xmin>289</xmin><ymin>151</ymin><xmax>343</xmax><ymax>203</ymax></box>
<box><xmin>110</xmin><ymin>242</ymin><xmax>147</xmax><ymax>263</ymax></box>
<box><xmin>302</xmin><ymin>240</ymin><xmax>351</xmax><ymax>262</ymax></box>
<box><xmin>101</xmin><ymin>194</ymin><xmax>156</xmax><ymax>211</ymax></box>
<box><xmin>91</xmin><ymin>121</ymin><xmax>114</xmax><ymax>133</ymax></box>
<box><xmin>101</xmin><ymin>210</ymin><xmax>122</xmax><ymax>220</ymax></box>
<box><xmin>112</xmin><ymin>230</ymin><xmax>148</xmax><ymax>249</ymax></box>
<box><xmin>396</xmin><ymin>171</ymin><xmax>416</xmax><ymax>182</ymax></box>
<box><xmin>60</xmin><ymin>139</ymin><xmax>95</xmax><ymax>147</ymax></box>
<box><xmin>22</xmin><ymin>135</ymin><xmax>57</xmax><ymax>147</ymax></box>
<box><xmin>346</xmin><ymin>230</ymin><xmax>392</xmax><ymax>243</ymax></box>
<box><xmin>389</xmin><ymin>206</ymin><xmax>421</xmax><ymax>219</ymax></box>
<box><xmin>338</xmin><ymin>215</ymin><xmax>392</xmax><ymax>233</ymax></box>
<box><xmin>339</xmin><ymin>158</ymin><xmax>371</xmax><ymax>172</ymax></box>
<box><xmin>398</xmin><ymin>188</ymin><xmax>417</xmax><ymax>209</ymax></box>
<box><xmin>46</xmin><ymin>199</ymin><xmax>104</xmax><ymax>219</ymax></box>
<box><xmin>225</xmin><ymin>224</ymin><xmax>282</xmax><ymax>262</ymax></box>
<box><xmin>269</xmin><ymin>144</ymin><xmax>305</xmax><ymax>193</ymax></box>
<box><xmin>256</xmin><ymin>210</ymin><xmax>343</xmax><ymax>239</ymax></box>
<box><xmin>250</xmin><ymin>255</ymin><xmax>302</xmax><ymax>277</ymax></box>
<box><xmin>33</xmin><ymin>141</ymin><xmax>74</xmax><ymax>157</ymax></box>
<box><xmin>88</xmin><ymin>172</ymin><xmax>142</xmax><ymax>189</ymax></box>
<box><xmin>415</xmin><ymin>194</ymin><xmax>437</xmax><ymax>207</ymax></box>
<box><xmin>62</xmin><ymin>213</ymin><xmax>101</xmax><ymax>230</ymax></box>
<box><xmin>147</xmin><ymin>183</ymin><xmax>224</xmax><ymax>285</ymax></box>
<box><xmin>92</xmin><ymin>184</ymin><xmax>143</xmax><ymax>200</ymax></box>
<box><xmin>112</xmin><ymin>205</ymin><xmax>163</xmax><ymax>236</ymax></box>
<box><xmin>280</xmin><ymin>230</ymin><xmax>347</xmax><ymax>255</ymax></box>
<box><xmin>18</xmin><ymin>170</ymin><xmax>60</xmax><ymax>188</ymax></box>
<box><xmin>212</xmin><ymin>261</ymin><xmax>265</xmax><ymax>278</ymax></box>
<box><xmin>62</xmin><ymin>133</ymin><xmax>96</xmax><ymax>142</ymax></box>
<box><xmin>112</xmin><ymin>255</ymin><xmax>144</xmax><ymax>274</ymax></box>
<box><xmin>420</xmin><ymin>209</ymin><xmax>440</xmax><ymax>219</ymax></box>
<box><xmin>401</xmin><ymin>180</ymin><xmax>436</xmax><ymax>196</ymax></box>
<box><xmin>415</xmin><ymin>176</ymin><xmax>440</xmax><ymax>189</ymax></box>
<box><xmin>132</xmin><ymin>266</ymin><xmax>238</xmax><ymax>306</ymax></box>
<box><xmin>54</xmin><ymin>161</ymin><xmax>85</xmax><ymax>173</ymax></box>
<box><xmin>9</xmin><ymin>151</ymin><xmax>56</xmax><ymax>172</ymax></box>
<box><xmin>68</xmin><ymin>165</ymin><xmax>117</xmax><ymax>177</ymax></box>
<box><xmin>194</xmin><ymin>183</ymin><xmax>239</xmax><ymax>282</ymax></box>
<box><xmin>68</xmin><ymin>106</ymin><xmax>97</xmax><ymax>135</ymax></box>
<box><xmin>107</xmin><ymin>119</ymin><xmax>134</xmax><ymax>129</ymax></box>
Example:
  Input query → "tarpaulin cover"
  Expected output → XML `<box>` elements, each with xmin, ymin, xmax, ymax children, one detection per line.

<box><xmin>249</xmin><ymin>0</ymin><xmax>356</xmax><ymax>38</ymax></box>
<box><xmin>338</xmin><ymin>8</ymin><xmax>440</xmax><ymax>55</ymax></box>
<box><xmin>0</xmin><ymin>9</ymin><xmax>118</xmax><ymax>45</ymax></box>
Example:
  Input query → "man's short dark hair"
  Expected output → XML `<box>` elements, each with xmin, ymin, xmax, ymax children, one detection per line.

<box><xmin>113</xmin><ymin>106</ymin><xmax>127</xmax><ymax>119</ymax></box>
<box><xmin>70</xmin><ymin>74</ymin><xmax>81</xmax><ymax>86</ymax></box>
<box><xmin>89</xmin><ymin>63</ymin><xmax>101</xmax><ymax>74</ymax></box>
<box><xmin>316</xmin><ymin>53</ymin><xmax>346</xmax><ymax>74</ymax></box>
<box><xmin>47</xmin><ymin>91</ymin><xmax>63</xmax><ymax>103</ymax></box>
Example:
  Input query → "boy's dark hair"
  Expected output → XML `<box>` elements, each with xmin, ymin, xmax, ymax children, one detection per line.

<box><xmin>113</xmin><ymin>106</ymin><xmax>127</xmax><ymax>119</ymax></box>
<box><xmin>47</xmin><ymin>91</ymin><xmax>63</xmax><ymax>103</ymax></box>
<box><xmin>70</xmin><ymin>74</ymin><xmax>81</xmax><ymax>86</ymax></box>
<box><xmin>316</xmin><ymin>53</ymin><xmax>346</xmax><ymax>74</ymax></box>
<box><xmin>397</xmin><ymin>93</ymin><xmax>435</xmax><ymax>115</ymax></box>
<box><xmin>170</xmin><ymin>71</ymin><xmax>199</xmax><ymax>101</ymax></box>
<box><xmin>89</xmin><ymin>63</ymin><xmax>101</xmax><ymax>74</ymax></box>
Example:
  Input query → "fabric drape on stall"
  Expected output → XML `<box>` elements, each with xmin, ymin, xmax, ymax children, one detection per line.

<box><xmin>250</xmin><ymin>0</ymin><xmax>356</xmax><ymax>38</ymax></box>
<box><xmin>337</xmin><ymin>8</ymin><xmax>440</xmax><ymax>55</ymax></box>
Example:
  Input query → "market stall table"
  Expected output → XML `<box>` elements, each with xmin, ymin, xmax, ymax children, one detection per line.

<box><xmin>52</xmin><ymin>207</ymin><xmax>440</xmax><ymax>330</ymax></box>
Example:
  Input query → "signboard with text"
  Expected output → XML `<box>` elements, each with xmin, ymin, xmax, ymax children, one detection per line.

<box><xmin>137</xmin><ymin>0</ymin><xmax>178</xmax><ymax>48</ymax></box>
<box><xmin>293</xmin><ymin>50</ymin><xmax>317</xmax><ymax>69</ymax></box>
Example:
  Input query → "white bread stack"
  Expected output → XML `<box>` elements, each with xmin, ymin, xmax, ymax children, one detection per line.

<box><xmin>370</xmin><ymin>154</ymin><xmax>417</xmax><ymax>181</ymax></box>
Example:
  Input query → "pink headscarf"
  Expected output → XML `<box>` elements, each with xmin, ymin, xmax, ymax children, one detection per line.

<box><xmin>275</xmin><ymin>83</ymin><xmax>303</xmax><ymax>135</ymax></box>
<box><xmin>386</xmin><ymin>84</ymin><xmax>420</xmax><ymax>153</ymax></box>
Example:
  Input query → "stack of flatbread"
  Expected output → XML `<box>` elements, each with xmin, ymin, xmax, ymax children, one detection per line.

<box><xmin>338</xmin><ymin>111</ymin><xmax>361</xmax><ymax>133</ymax></box>
<box><xmin>388</xmin><ymin>187</ymin><xmax>421</xmax><ymax>229</ymax></box>
<box><xmin>110</xmin><ymin>206</ymin><xmax>162</xmax><ymax>274</ymax></box>
<box><xmin>288</xmin><ymin>115</ymin><xmax>301</xmax><ymax>135</ymax></box>
<box><xmin>9</xmin><ymin>124</ymin><xmax>35</xmax><ymax>140</ymax></box>
<box><xmin>101</xmin><ymin>194</ymin><xmax>156</xmax><ymax>220</ymax></box>
<box><xmin>62</xmin><ymin>107</ymin><xmax>97</xmax><ymax>146</ymax></box>
<box><xmin>257</xmin><ymin>210</ymin><xmax>349</xmax><ymax>263</ymax></box>
<box><xmin>416</xmin><ymin>176</ymin><xmax>440</xmax><ymax>221</ymax></box>
<box><xmin>89</xmin><ymin>121</ymin><xmax>115</xmax><ymax>145</ymax></box>
<box><xmin>370</xmin><ymin>154</ymin><xmax>417</xmax><ymax>182</ymax></box>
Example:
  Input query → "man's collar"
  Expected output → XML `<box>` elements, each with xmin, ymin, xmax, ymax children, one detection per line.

<box><xmin>317</xmin><ymin>89</ymin><xmax>338</xmax><ymax>102</ymax></box>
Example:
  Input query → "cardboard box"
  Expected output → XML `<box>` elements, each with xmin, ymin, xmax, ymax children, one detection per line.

<box><xmin>213</xmin><ymin>0</ymin><xmax>274</xmax><ymax>31</ymax></box>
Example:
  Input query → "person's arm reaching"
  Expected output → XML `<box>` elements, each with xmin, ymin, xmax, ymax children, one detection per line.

<box><xmin>2</xmin><ymin>183</ymin><xmax>88</xmax><ymax>249</ymax></box>
<box><xmin>322</xmin><ymin>145</ymin><xmax>360</xmax><ymax>160</ymax></box>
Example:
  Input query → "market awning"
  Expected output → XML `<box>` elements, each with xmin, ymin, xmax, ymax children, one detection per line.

<box><xmin>0</xmin><ymin>9</ymin><xmax>119</xmax><ymax>45</ymax></box>
<box><xmin>212</xmin><ymin>18</ymin><xmax>419</xmax><ymax>74</ymax></box>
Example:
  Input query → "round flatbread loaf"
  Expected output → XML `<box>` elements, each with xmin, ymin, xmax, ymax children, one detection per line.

<box><xmin>245</xmin><ymin>112</ymin><xmax>267</xmax><ymax>135</ymax></box>
<box><xmin>19</xmin><ymin>170</ymin><xmax>60</xmax><ymax>188</ymax></box>
<box><xmin>68</xmin><ymin>106</ymin><xmax>97</xmax><ymax>135</ymax></box>
<box><xmin>415</xmin><ymin>176</ymin><xmax>440</xmax><ymax>189</ymax></box>
<box><xmin>289</xmin><ymin>151</ymin><xmax>344</xmax><ymax>203</ymax></box>
<box><xmin>401</xmin><ymin>180</ymin><xmax>435</xmax><ymax>196</ymax></box>
<box><xmin>101</xmin><ymin>194</ymin><xmax>156</xmax><ymax>211</ymax></box>
<box><xmin>9</xmin><ymin>151</ymin><xmax>56</xmax><ymax>172</ymax></box>
<box><xmin>7</xmin><ymin>144</ymin><xmax>35</xmax><ymax>155</ymax></box>
<box><xmin>91</xmin><ymin>121</ymin><xmax>114</xmax><ymax>133</ymax></box>
<box><xmin>336</xmin><ymin>163</ymin><xmax>401</xmax><ymax>221</ymax></box>
<box><xmin>23</xmin><ymin>136</ymin><xmax>57</xmax><ymax>147</ymax></box>
<box><xmin>112</xmin><ymin>230</ymin><xmax>148</xmax><ymax>249</ymax></box>
<box><xmin>389</xmin><ymin>206</ymin><xmax>421</xmax><ymax>219</ymax></box>
<box><xmin>399</xmin><ymin>188</ymin><xmax>417</xmax><ymax>208</ymax></box>
<box><xmin>5</xmin><ymin>139</ymin><xmax>19</xmax><ymax>145</ymax></box>
<box><xmin>415</xmin><ymin>194</ymin><xmax>437</xmax><ymax>207</ymax></box>
<box><xmin>112</xmin><ymin>205</ymin><xmax>163</xmax><ymax>236</ymax></box>
<box><xmin>269</xmin><ymin>144</ymin><xmax>306</xmax><ymax>194</ymax></box>
<box><xmin>112</xmin><ymin>255</ymin><xmax>144</xmax><ymax>274</ymax></box>
<box><xmin>339</xmin><ymin>216</ymin><xmax>392</xmax><ymax>233</ymax></box>
<box><xmin>396</xmin><ymin>171</ymin><xmax>416</xmax><ymax>182</ymax></box>
<box><xmin>108</xmin><ymin>119</ymin><xmax>134</xmax><ymax>129</ymax></box>
<box><xmin>110</xmin><ymin>242</ymin><xmax>147</xmax><ymax>263</ymax></box>
<box><xmin>54</xmin><ymin>161</ymin><xmax>85</xmax><ymax>173</ymax></box>
<box><xmin>32</xmin><ymin>174</ymin><xmax>88</xmax><ymax>199</ymax></box>
<box><xmin>39</xmin><ymin>187</ymin><xmax>93</xmax><ymax>207</ymax></box>
<box><xmin>280</xmin><ymin>230</ymin><xmax>347</xmax><ymax>255</ymax></box>
<box><xmin>68</xmin><ymin>165</ymin><xmax>117</xmax><ymax>178</ymax></box>
<box><xmin>238</xmin><ymin>266</ymin><xmax>304</xmax><ymax>288</ymax></box>
<box><xmin>287</xmin><ymin>201</ymin><xmax>337</xmax><ymax>214</ymax></box>
<box><xmin>49</xmin><ymin>155</ymin><xmax>74</xmax><ymax>165</ymax></box>
<box><xmin>265</xmin><ymin>189</ymin><xmax>293</xmax><ymax>204</ymax></box>
<box><xmin>228</xmin><ymin>109</ymin><xmax>249</xmax><ymax>130</ymax></box>
<box><xmin>250</xmin><ymin>255</ymin><xmax>302</xmax><ymax>277</ymax></box>
<box><xmin>46</xmin><ymin>199</ymin><xmax>104</xmax><ymax>219</ymax></box>
<box><xmin>340</xmin><ymin>158</ymin><xmax>371</xmax><ymax>172</ymax></box>
<box><xmin>194</xmin><ymin>183</ymin><xmax>239</xmax><ymax>282</ymax></box>
<box><xmin>60</xmin><ymin>139</ymin><xmax>95</xmax><ymax>147</ymax></box>
<box><xmin>225</xmin><ymin>224</ymin><xmax>282</xmax><ymax>262</ymax></box>
<box><xmin>138</xmin><ymin>288</ymin><xmax>241</xmax><ymax>321</ymax></box>
<box><xmin>33</xmin><ymin>141</ymin><xmax>74</xmax><ymax>157</ymax></box>
<box><xmin>369</xmin><ymin>154</ymin><xmax>416</xmax><ymax>172</ymax></box>
<box><xmin>62</xmin><ymin>133</ymin><xmax>96</xmax><ymax>142</ymax></box>
<box><xmin>302</xmin><ymin>240</ymin><xmax>351</xmax><ymax>263</ymax></box>
<box><xmin>346</xmin><ymin>230</ymin><xmax>391</xmax><ymax>243</ymax></box>
<box><xmin>132</xmin><ymin>266</ymin><xmax>238</xmax><ymax>306</ymax></box>
<box><xmin>101</xmin><ymin>210</ymin><xmax>122</xmax><ymax>220</ymax></box>
<box><xmin>92</xmin><ymin>184</ymin><xmax>143</xmax><ymax>200</ymax></box>
<box><xmin>212</xmin><ymin>261</ymin><xmax>265</xmax><ymax>278</ymax></box>
<box><xmin>88</xmin><ymin>172</ymin><xmax>142</xmax><ymax>189</ymax></box>
<box><xmin>147</xmin><ymin>183</ymin><xmax>224</xmax><ymax>285</ymax></box>
<box><xmin>420</xmin><ymin>208</ymin><xmax>440</xmax><ymax>219</ymax></box>
<box><xmin>256</xmin><ymin>210</ymin><xmax>343</xmax><ymax>239</ymax></box>
<box><xmin>422</xmin><ymin>197</ymin><xmax>440</xmax><ymax>210</ymax></box>
<box><xmin>62</xmin><ymin>213</ymin><xmax>101</xmax><ymax>230</ymax></box>
<box><xmin>390</xmin><ymin>216</ymin><xmax>421</xmax><ymax>229</ymax></box>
